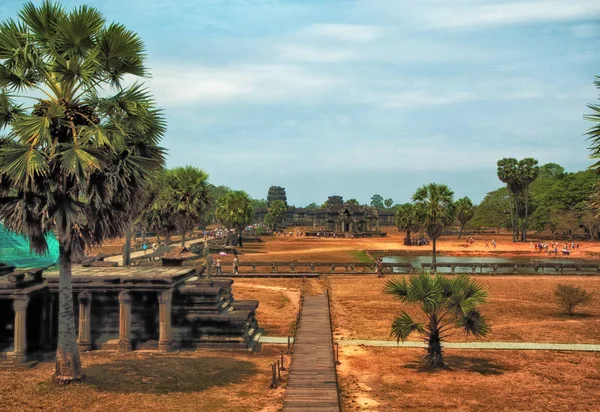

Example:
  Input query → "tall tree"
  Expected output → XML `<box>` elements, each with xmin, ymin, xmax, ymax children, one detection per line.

<box><xmin>165</xmin><ymin>166</ymin><xmax>210</xmax><ymax>246</ymax></box>
<box><xmin>517</xmin><ymin>158</ymin><xmax>539</xmax><ymax>241</ymax></box>
<box><xmin>585</xmin><ymin>76</ymin><xmax>600</xmax><ymax>172</ymax></box>
<box><xmin>215</xmin><ymin>190</ymin><xmax>254</xmax><ymax>247</ymax></box>
<box><xmin>497</xmin><ymin>158</ymin><xmax>520</xmax><ymax>241</ymax></box>
<box><xmin>412</xmin><ymin>183</ymin><xmax>456</xmax><ymax>267</ymax></box>
<box><xmin>385</xmin><ymin>273</ymin><xmax>489</xmax><ymax>367</ymax></box>
<box><xmin>370</xmin><ymin>194</ymin><xmax>384</xmax><ymax>209</ymax></box>
<box><xmin>346</xmin><ymin>198</ymin><xmax>359</xmax><ymax>205</ymax></box>
<box><xmin>0</xmin><ymin>1</ymin><xmax>164</xmax><ymax>382</ymax></box>
<box><xmin>265</xmin><ymin>199</ymin><xmax>287</xmax><ymax>231</ymax></box>
<box><xmin>469</xmin><ymin>188</ymin><xmax>511</xmax><ymax>232</ymax></box>
<box><xmin>384</xmin><ymin>198</ymin><xmax>394</xmax><ymax>208</ymax></box>
<box><xmin>395</xmin><ymin>203</ymin><xmax>420</xmax><ymax>245</ymax></box>
<box><xmin>455</xmin><ymin>197</ymin><xmax>475</xmax><ymax>239</ymax></box>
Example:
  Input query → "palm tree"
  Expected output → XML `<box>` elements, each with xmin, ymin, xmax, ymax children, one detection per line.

<box><xmin>267</xmin><ymin>199</ymin><xmax>287</xmax><ymax>231</ymax></box>
<box><xmin>455</xmin><ymin>197</ymin><xmax>475</xmax><ymax>239</ymax></box>
<box><xmin>518</xmin><ymin>158</ymin><xmax>539</xmax><ymax>241</ymax></box>
<box><xmin>166</xmin><ymin>166</ymin><xmax>210</xmax><ymax>246</ymax></box>
<box><xmin>395</xmin><ymin>203</ymin><xmax>420</xmax><ymax>245</ymax></box>
<box><xmin>215</xmin><ymin>190</ymin><xmax>254</xmax><ymax>247</ymax></box>
<box><xmin>585</xmin><ymin>76</ymin><xmax>600</xmax><ymax>169</ymax></box>
<box><xmin>412</xmin><ymin>183</ymin><xmax>456</xmax><ymax>268</ymax></box>
<box><xmin>497</xmin><ymin>158</ymin><xmax>521</xmax><ymax>242</ymax></box>
<box><xmin>384</xmin><ymin>273</ymin><xmax>489</xmax><ymax>367</ymax></box>
<box><xmin>0</xmin><ymin>2</ymin><xmax>164</xmax><ymax>382</ymax></box>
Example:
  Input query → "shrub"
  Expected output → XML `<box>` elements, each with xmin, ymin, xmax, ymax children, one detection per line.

<box><xmin>554</xmin><ymin>284</ymin><xmax>593</xmax><ymax>315</ymax></box>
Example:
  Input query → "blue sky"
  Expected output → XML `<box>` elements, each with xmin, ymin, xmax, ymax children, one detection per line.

<box><xmin>3</xmin><ymin>0</ymin><xmax>600</xmax><ymax>206</ymax></box>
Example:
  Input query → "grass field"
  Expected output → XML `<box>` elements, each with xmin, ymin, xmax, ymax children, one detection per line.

<box><xmin>0</xmin><ymin>347</ymin><xmax>287</xmax><ymax>412</ymax></box>
<box><xmin>329</xmin><ymin>275</ymin><xmax>600</xmax><ymax>343</ymax></box>
<box><xmin>337</xmin><ymin>346</ymin><xmax>600</xmax><ymax>411</ymax></box>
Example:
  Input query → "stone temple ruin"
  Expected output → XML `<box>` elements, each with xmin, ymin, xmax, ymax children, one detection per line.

<box><xmin>0</xmin><ymin>265</ymin><xmax>259</xmax><ymax>362</ymax></box>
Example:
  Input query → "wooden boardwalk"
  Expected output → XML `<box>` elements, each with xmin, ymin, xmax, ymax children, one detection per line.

<box><xmin>283</xmin><ymin>293</ymin><xmax>341</xmax><ymax>411</ymax></box>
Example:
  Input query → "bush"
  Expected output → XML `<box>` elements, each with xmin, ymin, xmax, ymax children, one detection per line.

<box><xmin>554</xmin><ymin>284</ymin><xmax>593</xmax><ymax>315</ymax></box>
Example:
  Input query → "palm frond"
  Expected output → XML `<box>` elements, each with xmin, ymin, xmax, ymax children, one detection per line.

<box><xmin>390</xmin><ymin>311</ymin><xmax>424</xmax><ymax>342</ymax></box>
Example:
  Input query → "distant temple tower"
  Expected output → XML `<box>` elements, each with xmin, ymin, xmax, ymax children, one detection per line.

<box><xmin>267</xmin><ymin>186</ymin><xmax>287</xmax><ymax>206</ymax></box>
<box><xmin>326</xmin><ymin>195</ymin><xmax>343</xmax><ymax>206</ymax></box>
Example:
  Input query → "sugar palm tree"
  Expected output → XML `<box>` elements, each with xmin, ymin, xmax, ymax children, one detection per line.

<box><xmin>412</xmin><ymin>183</ymin><xmax>455</xmax><ymax>268</ymax></box>
<box><xmin>395</xmin><ymin>203</ymin><xmax>421</xmax><ymax>245</ymax></box>
<box><xmin>215</xmin><ymin>190</ymin><xmax>254</xmax><ymax>247</ymax></box>
<box><xmin>166</xmin><ymin>166</ymin><xmax>211</xmax><ymax>246</ymax></box>
<box><xmin>517</xmin><ymin>158</ymin><xmax>539</xmax><ymax>241</ymax></box>
<box><xmin>0</xmin><ymin>2</ymin><xmax>164</xmax><ymax>382</ymax></box>
<box><xmin>385</xmin><ymin>273</ymin><xmax>489</xmax><ymax>367</ymax></box>
<box><xmin>497</xmin><ymin>158</ymin><xmax>520</xmax><ymax>241</ymax></box>
<box><xmin>455</xmin><ymin>197</ymin><xmax>475</xmax><ymax>239</ymax></box>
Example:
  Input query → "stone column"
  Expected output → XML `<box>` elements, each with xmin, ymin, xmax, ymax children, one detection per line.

<box><xmin>118</xmin><ymin>291</ymin><xmax>132</xmax><ymax>352</ymax></box>
<box><xmin>158</xmin><ymin>290</ymin><xmax>172</xmax><ymax>352</ymax></box>
<box><xmin>9</xmin><ymin>298</ymin><xmax>29</xmax><ymax>362</ymax></box>
<box><xmin>77</xmin><ymin>291</ymin><xmax>92</xmax><ymax>351</ymax></box>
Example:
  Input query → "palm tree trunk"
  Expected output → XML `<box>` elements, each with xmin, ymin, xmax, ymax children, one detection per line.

<box><xmin>54</xmin><ymin>242</ymin><xmax>84</xmax><ymax>383</ymax></box>
<box><xmin>405</xmin><ymin>229</ymin><xmax>411</xmax><ymax>245</ymax></box>
<box><xmin>514</xmin><ymin>192</ymin><xmax>520</xmax><ymax>242</ymax></box>
<box><xmin>122</xmin><ymin>221</ymin><xmax>133</xmax><ymax>266</ymax></box>
<box><xmin>181</xmin><ymin>231</ymin><xmax>186</xmax><ymax>247</ymax></box>
<box><xmin>508</xmin><ymin>190</ymin><xmax>515</xmax><ymax>242</ymax></box>
<box><xmin>458</xmin><ymin>223</ymin><xmax>465</xmax><ymax>239</ymax></box>
<box><xmin>165</xmin><ymin>231</ymin><xmax>171</xmax><ymax>246</ymax></box>
<box><xmin>432</xmin><ymin>238</ymin><xmax>437</xmax><ymax>271</ymax></box>
<box><xmin>426</xmin><ymin>316</ymin><xmax>444</xmax><ymax>367</ymax></box>
<box><xmin>523</xmin><ymin>187</ymin><xmax>529</xmax><ymax>242</ymax></box>
<box><xmin>142</xmin><ymin>230</ymin><xmax>146</xmax><ymax>242</ymax></box>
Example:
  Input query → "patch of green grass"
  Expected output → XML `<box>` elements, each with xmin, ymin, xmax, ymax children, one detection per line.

<box><xmin>347</xmin><ymin>250</ymin><xmax>373</xmax><ymax>263</ymax></box>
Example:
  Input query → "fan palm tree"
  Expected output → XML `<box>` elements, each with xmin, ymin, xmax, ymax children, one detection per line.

<box><xmin>166</xmin><ymin>166</ymin><xmax>211</xmax><ymax>246</ymax></box>
<box><xmin>215</xmin><ymin>190</ymin><xmax>254</xmax><ymax>247</ymax></box>
<box><xmin>497</xmin><ymin>158</ymin><xmax>521</xmax><ymax>241</ymax></box>
<box><xmin>412</xmin><ymin>183</ymin><xmax>456</xmax><ymax>267</ymax></box>
<box><xmin>517</xmin><ymin>158</ymin><xmax>539</xmax><ymax>241</ymax></box>
<box><xmin>395</xmin><ymin>203</ymin><xmax>421</xmax><ymax>245</ymax></box>
<box><xmin>0</xmin><ymin>2</ymin><xmax>164</xmax><ymax>382</ymax></box>
<box><xmin>455</xmin><ymin>197</ymin><xmax>475</xmax><ymax>239</ymax></box>
<box><xmin>384</xmin><ymin>273</ymin><xmax>489</xmax><ymax>367</ymax></box>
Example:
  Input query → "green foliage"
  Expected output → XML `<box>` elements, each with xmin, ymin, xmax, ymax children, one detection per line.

<box><xmin>469</xmin><ymin>188</ymin><xmax>510</xmax><ymax>230</ymax></box>
<box><xmin>347</xmin><ymin>250</ymin><xmax>373</xmax><ymax>263</ymax></box>
<box><xmin>385</xmin><ymin>273</ymin><xmax>489</xmax><ymax>366</ymax></box>
<box><xmin>264</xmin><ymin>199</ymin><xmax>287</xmax><ymax>230</ymax></box>
<box><xmin>370</xmin><ymin>194</ymin><xmax>384</xmax><ymax>209</ymax></box>
<box><xmin>455</xmin><ymin>197</ymin><xmax>475</xmax><ymax>227</ymax></box>
<box><xmin>585</xmin><ymin>76</ymin><xmax>600</xmax><ymax>171</ymax></box>
<box><xmin>395</xmin><ymin>203</ymin><xmax>421</xmax><ymax>241</ymax></box>
<box><xmin>346</xmin><ymin>198</ymin><xmax>359</xmax><ymax>205</ymax></box>
<box><xmin>412</xmin><ymin>183</ymin><xmax>455</xmax><ymax>241</ymax></box>
<box><xmin>215</xmin><ymin>190</ymin><xmax>253</xmax><ymax>231</ymax></box>
<box><xmin>554</xmin><ymin>284</ymin><xmax>593</xmax><ymax>315</ymax></box>
<box><xmin>250</xmin><ymin>198</ymin><xmax>268</xmax><ymax>209</ymax></box>
<box><xmin>304</xmin><ymin>202</ymin><xmax>318</xmax><ymax>210</ymax></box>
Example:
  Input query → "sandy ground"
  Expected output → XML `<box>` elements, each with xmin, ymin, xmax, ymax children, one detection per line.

<box><xmin>0</xmin><ymin>347</ymin><xmax>287</xmax><ymax>412</ymax></box>
<box><xmin>337</xmin><ymin>346</ymin><xmax>600</xmax><ymax>411</ymax></box>
<box><xmin>329</xmin><ymin>275</ymin><xmax>600</xmax><ymax>343</ymax></box>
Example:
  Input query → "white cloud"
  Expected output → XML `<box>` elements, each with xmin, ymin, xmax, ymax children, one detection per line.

<box><xmin>424</xmin><ymin>0</ymin><xmax>600</xmax><ymax>28</ymax></box>
<box><xmin>147</xmin><ymin>64</ymin><xmax>343</xmax><ymax>105</ymax></box>
<box><xmin>277</xmin><ymin>44</ymin><xmax>356</xmax><ymax>62</ymax></box>
<box><xmin>374</xmin><ymin>91</ymin><xmax>477</xmax><ymax>109</ymax></box>
<box><xmin>302</xmin><ymin>24</ymin><xmax>385</xmax><ymax>42</ymax></box>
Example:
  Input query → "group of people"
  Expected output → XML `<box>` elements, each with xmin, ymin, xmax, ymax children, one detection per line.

<box><xmin>463</xmin><ymin>237</ymin><xmax>476</xmax><ymax>246</ymax></box>
<box><xmin>484</xmin><ymin>239</ymin><xmax>497</xmax><ymax>248</ymax></box>
<box><xmin>206</xmin><ymin>254</ymin><xmax>240</xmax><ymax>276</ymax></box>
<box><xmin>405</xmin><ymin>237</ymin><xmax>429</xmax><ymax>246</ymax></box>
<box><xmin>532</xmin><ymin>241</ymin><xmax>579</xmax><ymax>256</ymax></box>
<box><xmin>275</xmin><ymin>230</ymin><xmax>305</xmax><ymax>237</ymax></box>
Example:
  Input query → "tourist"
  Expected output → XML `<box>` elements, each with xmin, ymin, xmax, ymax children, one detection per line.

<box><xmin>485</xmin><ymin>239</ymin><xmax>489</xmax><ymax>248</ymax></box>
<box><xmin>491</xmin><ymin>239</ymin><xmax>496</xmax><ymax>248</ymax></box>
<box><xmin>216</xmin><ymin>257</ymin><xmax>222</xmax><ymax>275</ymax></box>
<box><xmin>233</xmin><ymin>255</ymin><xmax>239</xmax><ymax>275</ymax></box>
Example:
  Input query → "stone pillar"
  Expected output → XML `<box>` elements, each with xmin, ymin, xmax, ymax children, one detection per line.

<box><xmin>118</xmin><ymin>291</ymin><xmax>132</xmax><ymax>352</ymax></box>
<box><xmin>77</xmin><ymin>291</ymin><xmax>92</xmax><ymax>351</ymax></box>
<box><xmin>158</xmin><ymin>290</ymin><xmax>173</xmax><ymax>352</ymax></box>
<box><xmin>9</xmin><ymin>298</ymin><xmax>29</xmax><ymax>362</ymax></box>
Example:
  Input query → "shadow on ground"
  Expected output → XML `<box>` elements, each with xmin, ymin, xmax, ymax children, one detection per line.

<box><xmin>404</xmin><ymin>355</ymin><xmax>513</xmax><ymax>376</ymax></box>
<box><xmin>83</xmin><ymin>357</ymin><xmax>257</xmax><ymax>394</ymax></box>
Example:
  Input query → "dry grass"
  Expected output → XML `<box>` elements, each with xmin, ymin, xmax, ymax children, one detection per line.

<box><xmin>0</xmin><ymin>347</ymin><xmax>287</xmax><ymax>412</ymax></box>
<box><xmin>232</xmin><ymin>278</ymin><xmax>302</xmax><ymax>336</ymax></box>
<box><xmin>329</xmin><ymin>275</ymin><xmax>600</xmax><ymax>343</ymax></box>
<box><xmin>338</xmin><ymin>346</ymin><xmax>600</xmax><ymax>411</ymax></box>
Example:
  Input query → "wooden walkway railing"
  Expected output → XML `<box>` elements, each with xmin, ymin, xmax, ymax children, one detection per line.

<box><xmin>283</xmin><ymin>293</ymin><xmax>340</xmax><ymax>411</ymax></box>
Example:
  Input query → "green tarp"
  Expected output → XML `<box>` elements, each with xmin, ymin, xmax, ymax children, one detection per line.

<box><xmin>0</xmin><ymin>223</ymin><xmax>59</xmax><ymax>268</ymax></box>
